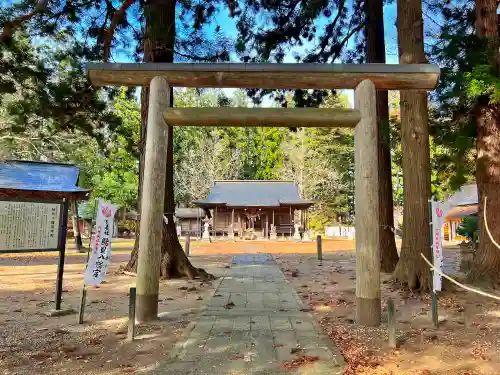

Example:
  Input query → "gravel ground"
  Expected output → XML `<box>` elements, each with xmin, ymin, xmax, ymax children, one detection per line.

<box><xmin>0</xmin><ymin>254</ymin><xmax>231</xmax><ymax>375</ymax></box>
<box><xmin>276</xmin><ymin>248</ymin><xmax>500</xmax><ymax>375</ymax></box>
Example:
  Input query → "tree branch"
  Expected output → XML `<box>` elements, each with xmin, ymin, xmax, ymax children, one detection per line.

<box><xmin>330</xmin><ymin>0</ymin><xmax>346</xmax><ymax>36</ymax></box>
<box><xmin>0</xmin><ymin>0</ymin><xmax>49</xmax><ymax>43</ymax></box>
<box><xmin>103</xmin><ymin>0</ymin><xmax>137</xmax><ymax>63</ymax></box>
<box><xmin>329</xmin><ymin>23</ymin><xmax>364</xmax><ymax>62</ymax></box>
<box><xmin>0</xmin><ymin>135</ymin><xmax>44</xmax><ymax>157</ymax></box>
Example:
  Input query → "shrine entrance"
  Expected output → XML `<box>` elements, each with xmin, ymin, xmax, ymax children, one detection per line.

<box><xmin>87</xmin><ymin>62</ymin><xmax>440</xmax><ymax>327</ymax></box>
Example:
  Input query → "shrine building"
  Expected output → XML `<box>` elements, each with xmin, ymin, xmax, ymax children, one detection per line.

<box><xmin>193</xmin><ymin>180</ymin><xmax>313</xmax><ymax>239</ymax></box>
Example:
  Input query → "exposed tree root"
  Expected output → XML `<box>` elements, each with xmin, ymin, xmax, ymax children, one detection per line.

<box><xmin>124</xmin><ymin>223</ymin><xmax>216</xmax><ymax>281</ymax></box>
<box><xmin>393</xmin><ymin>243</ymin><xmax>432</xmax><ymax>292</ymax></box>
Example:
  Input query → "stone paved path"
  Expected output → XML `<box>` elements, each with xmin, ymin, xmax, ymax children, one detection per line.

<box><xmin>152</xmin><ymin>254</ymin><xmax>345</xmax><ymax>375</ymax></box>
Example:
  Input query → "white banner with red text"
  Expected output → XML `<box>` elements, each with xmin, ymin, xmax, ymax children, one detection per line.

<box><xmin>84</xmin><ymin>200</ymin><xmax>120</xmax><ymax>285</ymax></box>
<box><xmin>430</xmin><ymin>199</ymin><xmax>453</xmax><ymax>291</ymax></box>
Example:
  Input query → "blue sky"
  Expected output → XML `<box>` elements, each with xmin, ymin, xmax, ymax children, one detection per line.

<box><xmin>205</xmin><ymin>2</ymin><xmax>401</xmax><ymax>107</ymax></box>
<box><xmin>114</xmin><ymin>2</ymin><xmax>403</xmax><ymax>108</ymax></box>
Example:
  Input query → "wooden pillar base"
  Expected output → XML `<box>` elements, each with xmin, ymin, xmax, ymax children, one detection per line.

<box><xmin>136</xmin><ymin>294</ymin><xmax>159</xmax><ymax>322</ymax></box>
<box><xmin>356</xmin><ymin>297</ymin><xmax>381</xmax><ymax>326</ymax></box>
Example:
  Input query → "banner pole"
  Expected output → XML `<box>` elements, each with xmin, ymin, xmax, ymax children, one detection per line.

<box><xmin>429</xmin><ymin>198</ymin><xmax>439</xmax><ymax>328</ymax></box>
<box><xmin>78</xmin><ymin>199</ymin><xmax>98</xmax><ymax>324</ymax></box>
<box><xmin>55</xmin><ymin>199</ymin><xmax>70</xmax><ymax>311</ymax></box>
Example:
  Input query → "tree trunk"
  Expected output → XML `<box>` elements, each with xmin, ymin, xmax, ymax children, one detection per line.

<box><xmin>393</xmin><ymin>0</ymin><xmax>432</xmax><ymax>290</ymax></box>
<box><xmin>469</xmin><ymin>100</ymin><xmax>500</xmax><ymax>285</ymax></box>
<box><xmin>125</xmin><ymin>0</ymin><xmax>212</xmax><ymax>280</ymax></box>
<box><xmin>123</xmin><ymin>73</ymin><xmax>147</xmax><ymax>273</ymax></box>
<box><xmin>161</xmin><ymin>122</ymin><xmax>209</xmax><ymax>279</ymax></box>
<box><xmin>468</xmin><ymin>0</ymin><xmax>500</xmax><ymax>285</ymax></box>
<box><xmin>365</xmin><ymin>0</ymin><xmax>399</xmax><ymax>273</ymax></box>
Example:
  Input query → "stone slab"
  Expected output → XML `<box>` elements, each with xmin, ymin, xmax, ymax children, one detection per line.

<box><xmin>153</xmin><ymin>253</ymin><xmax>345</xmax><ymax>374</ymax></box>
<box><xmin>45</xmin><ymin>308</ymin><xmax>76</xmax><ymax>317</ymax></box>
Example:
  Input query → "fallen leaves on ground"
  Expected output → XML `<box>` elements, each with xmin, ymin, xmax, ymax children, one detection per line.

<box><xmin>122</xmin><ymin>367</ymin><xmax>137</xmax><ymax>373</ymax></box>
<box><xmin>280</xmin><ymin>355</ymin><xmax>319</xmax><ymax>370</ymax></box>
<box><xmin>277</xmin><ymin>252</ymin><xmax>500</xmax><ymax>375</ymax></box>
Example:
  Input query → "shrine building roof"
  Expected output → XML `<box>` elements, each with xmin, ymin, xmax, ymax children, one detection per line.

<box><xmin>193</xmin><ymin>180</ymin><xmax>313</xmax><ymax>208</ymax></box>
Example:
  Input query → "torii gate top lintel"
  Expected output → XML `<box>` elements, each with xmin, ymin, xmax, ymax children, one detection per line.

<box><xmin>87</xmin><ymin>62</ymin><xmax>440</xmax><ymax>90</ymax></box>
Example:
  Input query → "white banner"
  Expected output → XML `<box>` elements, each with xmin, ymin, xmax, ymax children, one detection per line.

<box><xmin>84</xmin><ymin>200</ymin><xmax>119</xmax><ymax>285</ymax></box>
<box><xmin>430</xmin><ymin>199</ymin><xmax>452</xmax><ymax>291</ymax></box>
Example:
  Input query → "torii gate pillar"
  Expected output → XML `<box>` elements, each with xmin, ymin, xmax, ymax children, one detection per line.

<box><xmin>354</xmin><ymin>80</ymin><xmax>381</xmax><ymax>326</ymax></box>
<box><xmin>135</xmin><ymin>76</ymin><xmax>169</xmax><ymax>322</ymax></box>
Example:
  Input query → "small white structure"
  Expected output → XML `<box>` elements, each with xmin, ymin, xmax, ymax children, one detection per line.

<box><xmin>325</xmin><ymin>226</ymin><xmax>355</xmax><ymax>239</ymax></box>
<box><xmin>293</xmin><ymin>223</ymin><xmax>301</xmax><ymax>241</ymax></box>
<box><xmin>270</xmin><ymin>224</ymin><xmax>277</xmax><ymax>240</ymax></box>
<box><xmin>202</xmin><ymin>219</ymin><xmax>211</xmax><ymax>242</ymax></box>
<box><xmin>302</xmin><ymin>230</ymin><xmax>312</xmax><ymax>242</ymax></box>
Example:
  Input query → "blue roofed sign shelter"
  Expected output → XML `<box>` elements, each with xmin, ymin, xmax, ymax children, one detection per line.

<box><xmin>0</xmin><ymin>160</ymin><xmax>89</xmax><ymax>200</ymax></box>
<box><xmin>0</xmin><ymin>160</ymin><xmax>90</xmax><ymax>312</ymax></box>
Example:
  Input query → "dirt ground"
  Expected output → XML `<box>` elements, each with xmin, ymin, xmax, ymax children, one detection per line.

<box><xmin>1</xmin><ymin>240</ymin><xmax>497</xmax><ymax>375</ymax></box>
<box><xmin>0</xmin><ymin>251</ymin><xmax>231</xmax><ymax>375</ymax></box>
<box><xmin>192</xmin><ymin>237</ymin><xmax>356</xmax><ymax>255</ymax></box>
<box><xmin>276</xmin><ymin>250</ymin><xmax>500</xmax><ymax>375</ymax></box>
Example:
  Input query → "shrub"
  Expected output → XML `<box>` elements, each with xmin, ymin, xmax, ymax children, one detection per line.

<box><xmin>456</xmin><ymin>216</ymin><xmax>478</xmax><ymax>242</ymax></box>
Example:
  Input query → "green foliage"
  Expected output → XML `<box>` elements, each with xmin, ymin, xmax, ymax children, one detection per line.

<box><xmin>426</xmin><ymin>0</ymin><xmax>490</xmax><ymax>192</ymax></box>
<box><xmin>73</xmin><ymin>89</ymin><xmax>140</xmax><ymax>210</ymax></box>
<box><xmin>1</xmin><ymin>0</ymin><xmax>234</xmax><ymax>157</ymax></box>
<box><xmin>1</xmin><ymin>30</ymin><xmax>128</xmax><ymax>149</ymax></box>
<box><xmin>457</xmin><ymin>216</ymin><xmax>478</xmax><ymax>242</ymax></box>
<box><xmin>464</xmin><ymin>65</ymin><xmax>500</xmax><ymax>104</ymax></box>
<box><xmin>77</xmin><ymin>201</ymin><xmax>96</xmax><ymax>221</ymax></box>
<box><xmin>309</xmin><ymin>211</ymin><xmax>334</xmax><ymax>231</ymax></box>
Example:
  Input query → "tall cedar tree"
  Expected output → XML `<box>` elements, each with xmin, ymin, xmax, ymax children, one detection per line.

<box><xmin>393</xmin><ymin>0</ymin><xmax>433</xmax><ymax>290</ymax></box>
<box><xmin>1</xmin><ymin>0</ymin><xmax>230</xmax><ymax>148</ymax></box>
<box><xmin>365</xmin><ymin>0</ymin><xmax>399</xmax><ymax>272</ymax></box>
<box><xmin>123</xmin><ymin>0</ymin><xmax>232</xmax><ymax>279</ymax></box>
<box><xmin>1</xmin><ymin>0</ymin><xmax>231</xmax><ymax>279</ymax></box>
<box><xmin>427</xmin><ymin>0</ymin><xmax>500</xmax><ymax>285</ymax></box>
<box><xmin>468</xmin><ymin>0</ymin><xmax>500</xmax><ymax>284</ymax></box>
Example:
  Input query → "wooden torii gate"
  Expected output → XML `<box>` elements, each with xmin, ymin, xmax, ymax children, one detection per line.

<box><xmin>87</xmin><ymin>63</ymin><xmax>440</xmax><ymax>326</ymax></box>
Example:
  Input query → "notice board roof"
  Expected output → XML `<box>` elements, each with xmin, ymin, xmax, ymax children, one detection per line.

<box><xmin>87</xmin><ymin>63</ymin><xmax>440</xmax><ymax>90</ymax></box>
<box><xmin>0</xmin><ymin>160</ymin><xmax>90</xmax><ymax>200</ymax></box>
